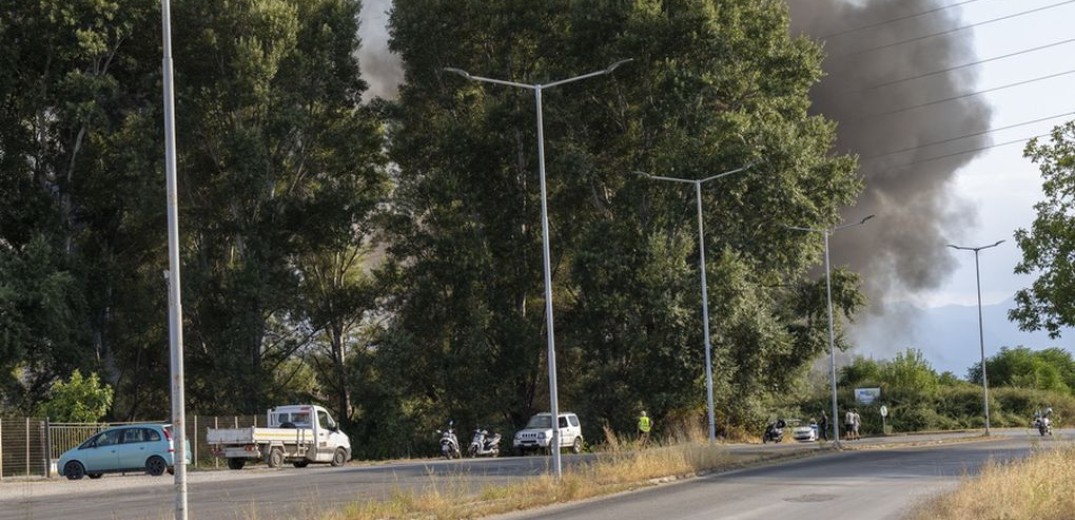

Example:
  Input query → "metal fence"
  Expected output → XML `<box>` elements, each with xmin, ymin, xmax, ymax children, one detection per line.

<box><xmin>0</xmin><ymin>415</ymin><xmax>258</xmax><ymax>480</ymax></box>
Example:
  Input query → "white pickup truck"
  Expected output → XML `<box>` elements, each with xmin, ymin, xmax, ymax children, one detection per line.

<box><xmin>206</xmin><ymin>404</ymin><xmax>351</xmax><ymax>470</ymax></box>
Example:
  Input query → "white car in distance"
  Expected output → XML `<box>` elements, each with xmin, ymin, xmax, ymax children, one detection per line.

<box><xmin>513</xmin><ymin>412</ymin><xmax>584</xmax><ymax>455</ymax></box>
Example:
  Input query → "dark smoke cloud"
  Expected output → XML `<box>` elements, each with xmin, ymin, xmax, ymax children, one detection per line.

<box><xmin>787</xmin><ymin>0</ymin><xmax>992</xmax><ymax>306</ymax></box>
<box><xmin>359</xmin><ymin>0</ymin><xmax>402</xmax><ymax>101</ymax></box>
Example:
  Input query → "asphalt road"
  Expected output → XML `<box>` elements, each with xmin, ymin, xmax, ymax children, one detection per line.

<box><xmin>0</xmin><ymin>429</ymin><xmax>1065</xmax><ymax>520</ymax></box>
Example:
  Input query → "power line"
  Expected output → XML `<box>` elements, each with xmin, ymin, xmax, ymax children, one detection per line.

<box><xmin>833</xmin><ymin>0</ymin><xmax>1075</xmax><ymax>58</ymax></box>
<box><xmin>831</xmin><ymin>38</ymin><xmax>1075</xmax><ymax>94</ymax></box>
<box><xmin>819</xmin><ymin>0</ymin><xmax>979</xmax><ymax>40</ymax></box>
<box><xmin>864</xmin><ymin>133</ymin><xmax>1051</xmax><ymax>169</ymax></box>
<box><xmin>854</xmin><ymin>68</ymin><xmax>1075</xmax><ymax>122</ymax></box>
<box><xmin>860</xmin><ymin>111</ymin><xmax>1075</xmax><ymax>162</ymax></box>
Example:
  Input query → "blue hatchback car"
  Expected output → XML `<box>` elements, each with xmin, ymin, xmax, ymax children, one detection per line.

<box><xmin>57</xmin><ymin>424</ymin><xmax>190</xmax><ymax>480</ymax></box>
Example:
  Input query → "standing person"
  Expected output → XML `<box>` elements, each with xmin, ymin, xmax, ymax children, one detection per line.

<box><xmin>818</xmin><ymin>411</ymin><xmax>829</xmax><ymax>441</ymax></box>
<box><xmin>844</xmin><ymin>409</ymin><xmax>855</xmax><ymax>440</ymax></box>
<box><xmin>852</xmin><ymin>409</ymin><xmax>861</xmax><ymax>440</ymax></box>
<box><xmin>637</xmin><ymin>410</ymin><xmax>653</xmax><ymax>447</ymax></box>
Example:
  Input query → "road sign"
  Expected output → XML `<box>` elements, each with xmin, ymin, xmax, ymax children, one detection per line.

<box><xmin>880</xmin><ymin>405</ymin><xmax>888</xmax><ymax>417</ymax></box>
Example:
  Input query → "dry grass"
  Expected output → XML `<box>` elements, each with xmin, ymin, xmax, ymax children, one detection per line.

<box><xmin>322</xmin><ymin>423</ymin><xmax>776</xmax><ymax>520</ymax></box>
<box><xmin>905</xmin><ymin>444</ymin><xmax>1075</xmax><ymax>520</ymax></box>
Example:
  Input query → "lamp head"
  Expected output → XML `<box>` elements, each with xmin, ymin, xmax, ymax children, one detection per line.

<box><xmin>605</xmin><ymin>58</ymin><xmax>633</xmax><ymax>74</ymax></box>
<box><xmin>443</xmin><ymin>67</ymin><xmax>472</xmax><ymax>79</ymax></box>
<box><xmin>860</xmin><ymin>214</ymin><xmax>876</xmax><ymax>225</ymax></box>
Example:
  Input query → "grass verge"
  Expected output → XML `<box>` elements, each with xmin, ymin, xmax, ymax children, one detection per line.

<box><xmin>905</xmin><ymin>442</ymin><xmax>1075</xmax><ymax>520</ymax></box>
<box><xmin>322</xmin><ymin>426</ymin><xmax>813</xmax><ymax>520</ymax></box>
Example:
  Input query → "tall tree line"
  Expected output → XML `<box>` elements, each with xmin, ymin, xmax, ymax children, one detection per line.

<box><xmin>0</xmin><ymin>0</ymin><xmax>387</xmax><ymax>425</ymax></box>
<box><xmin>2</xmin><ymin>0</ymin><xmax>879</xmax><ymax>455</ymax></box>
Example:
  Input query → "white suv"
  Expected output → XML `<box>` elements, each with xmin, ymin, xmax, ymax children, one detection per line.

<box><xmin>513</xmin><ymin>412</ymin><xmax>584</xmax><ymax>454</ymax></box>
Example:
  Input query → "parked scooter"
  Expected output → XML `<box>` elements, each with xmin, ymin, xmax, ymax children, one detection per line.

<box><xmin>763</xmin><ymin>419</ymin><xmax>786</xmax><ymax>444</ymax></box>
<box><xmin>467</xmin><ymin>428</ymin><xmax>501</xmax><ymax>457</ymax></box>
<box><xmin>437</xmin><ymin>421</ymin><xmax>461</xmax><ymax>459</ymax></box>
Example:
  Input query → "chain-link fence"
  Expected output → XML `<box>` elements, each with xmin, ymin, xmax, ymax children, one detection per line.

<box><xmin>0</xmin><ymin>415</ymin><xmax>258</xmax><ymax>480</ymax></box>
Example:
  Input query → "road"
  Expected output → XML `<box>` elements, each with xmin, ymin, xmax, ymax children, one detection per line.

<box><xmin>0</xmin><ymin>429</ymin><xmax>1064</xmax><ymax>520</ymax></box>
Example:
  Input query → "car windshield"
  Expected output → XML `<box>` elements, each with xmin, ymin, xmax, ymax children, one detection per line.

<box><xmin>525</xmin><ymin>415</ymin><xmax>552</xmax><ymax>429</ymax></box>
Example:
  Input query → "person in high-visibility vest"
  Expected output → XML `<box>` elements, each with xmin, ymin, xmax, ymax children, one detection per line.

<box><xmin>637</xmin><ymin>410</ymin><xmax>653</xmax><ymax>447</ymax></box>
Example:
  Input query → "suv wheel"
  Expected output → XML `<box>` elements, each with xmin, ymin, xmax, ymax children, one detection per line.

<box><xmin>571</xmin><ymin>437</ymin><xmax>583</xmax><ymax>454</ymax></box>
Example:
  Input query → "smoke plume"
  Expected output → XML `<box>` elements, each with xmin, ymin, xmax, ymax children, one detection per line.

<box><xmin>359</xmin><ymin>0</ymin><xmax>402</xmax><ymax>101</ymax></box>
<box><xmin>786</xmin><ymin>0</ymin><xmax>992</xmax><ymax>307</ymax></box>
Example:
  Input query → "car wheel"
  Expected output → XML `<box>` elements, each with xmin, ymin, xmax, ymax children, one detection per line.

<box><xmin>292</xmin><ymin>460</ymin><xmax>310</xmax><ymax>468</ymax></box>
<box><xmin>227</xmin><ymin>458</ymin><xmax>246</xmax><ymax>470</ymax></box>
<box><xmin>571</xmin><ymin>437</ymin><xmax>583</xmax><ymax>454</ymax></box>
<box><xmin>88</xmin><ymin>473</ymin><xmax>103</xmax><ymax>479</ymax></box>
<box><xmin>64</xmin><ymin>461</ymin><xmax>86</xmax><ymax>480</ymax></box>
<box><xmin>331</xmin><ymin>448</ymin><xmax>347</xmax><ymax>467</ymax></box>
<box><xmin>267</xmin><ymin>447</ymin><xmax>285</xmax><ymax>468</ymax></box>
<box><xmin>146</xmin><ymin>456</ymin><xmax>168</xmax><ymax>476</ymax></box>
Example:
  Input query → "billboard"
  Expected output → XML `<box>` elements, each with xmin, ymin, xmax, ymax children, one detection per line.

<box><xmin>855</xmin><ymin>387</ymin><xmax>881</xmax><ymax>405</ymax></box>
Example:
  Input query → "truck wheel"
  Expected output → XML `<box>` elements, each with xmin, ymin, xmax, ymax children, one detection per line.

<box><xmin>267</xmin><ymin>447</ymin><xmax>285</xmax><ymax>468</ymax></box>
<box><xmin>331</xmin><ymin>448</ymin><xmax>347</xmax><ymax>467</ymax></box>
<box><xmin>292</xmin><ymin>460</ymin><xmax>310</xmax><ymax>468</ymax></box>
<box><xmin>227</xmin><ymin>458</ymin><xmax>246</xmax><ymax>470</ymax></box>
<box><xmin>572</xmin><ymin>437</ymin><xmax>583</xmax><ymax>454</ymax></box>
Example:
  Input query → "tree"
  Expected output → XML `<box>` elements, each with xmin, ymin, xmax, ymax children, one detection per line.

<box><xmin>37</xmin><ymin>370</ymin><xmax>113</xmax><ymax>422</ymax></box>
<box><xmin>169</xmin><ymin>0</ymin><xmax>387</xmax><ymax>414</ymax></box>
<box><xmin>1011</xmin><ymin>121</ymin><xmax>1075</xmax><ymax>338</ymax></box>
<box><xmin>382</xmin><ymin>0</ymin><xmax>860</xmax><ymax>436</ymax></box>
<box><xmin>0</xmin><ymin>0</ymin><xmax>155</xmax><ymax>414</ymax></box>
<box><xmin>972</xmin><ymin>346</ymin><xmax>1075</xmax><ymax>394</ymax></box>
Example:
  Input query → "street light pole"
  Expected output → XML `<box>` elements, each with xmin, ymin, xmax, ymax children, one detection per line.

<box><xmin>635</xmin><ymin>167</ymin><xmax>750</xmax><ymax>443</ymax></box>
<box><xmin>444</xmin><ymin>60</ymin><xmax>630</xmax><ymax>477</ymax></box>
<box><xmin>160</xmin><ymin>0</ymin><xmax>188</xmax><ymax>518</ymax></box>
<box><xmin>948</xmin><ymin>240</ymin><xmax>1005</xmax><ymax>436</ymax></box>
<box><xmin>789</xmin><ymin>215</ymin><xmax>874</xmax><ymax>448</ymax></box>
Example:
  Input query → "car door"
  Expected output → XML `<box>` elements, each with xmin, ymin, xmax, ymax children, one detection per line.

<box><xmin>80</xmin><ymin>429</ymin><xmax>121</xmax><ymax>472</ymax></box>
<box><xmin>557</xmin><ymin>416</ymin><xmax>570</xmax><ymax>447</ymax></box>
<box><xmin>117</xmin><ymin>427</ymin><xmax>158</xmax><ymax>469</ymax></box>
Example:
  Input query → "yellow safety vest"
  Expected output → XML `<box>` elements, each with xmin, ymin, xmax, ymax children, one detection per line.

<box><xmin>638</xmin><ymin>416</ymin><xmax>652</xmax><ymax>433</ymax></box>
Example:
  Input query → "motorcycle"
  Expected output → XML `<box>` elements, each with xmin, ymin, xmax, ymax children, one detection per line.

<box><xmin>437</xmin><ymin>421</ymin><xmax>461</xmax><ymax>459</ymax></box>
<box><xmin>763</xmin><ymin>419</ymin><xmax>786</xmax><ymax>444</ymax></box>
<box><xmin>1034</xmin><ymin>415</ymin><xmax>1053</xmax><ymax>437</ymax></box>
<box><xmin>467</xmin><ymin>428</ymin><xmax>501</xmax><ymax>457</ymax></box>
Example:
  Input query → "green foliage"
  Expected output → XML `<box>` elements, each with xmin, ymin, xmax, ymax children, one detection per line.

<box><xmin>1011</xmin><ymin>121</ymin><xmax>1075</xmax><ymax>338</ymax></box>
<box><xmin>37</xmin><ymin>370</ymin><xmax>113</xmax><ymax>422</ymax></box>
<box><xmin>968</xmin><ymin>346</ymin><xmax>1075</xmax><ymax>394</ymax></box>
<box><xmin>817</xmin><ymin>350</ymin><xmax>1075</xmax><ymax>434</ymax></box>
<box><xmin>382</xmin><ymin>0</ymin><xmax>860</xmax><ymax>448</ymax></box>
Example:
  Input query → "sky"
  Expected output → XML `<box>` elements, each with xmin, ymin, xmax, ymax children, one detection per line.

<box><xmin>915</xmin><ymin>0</ymin><xmax>1074</xmax><ymax>308</ymax></box>
<box><xmin>354</xmin><ymin>0</ymin><xmax>1075</xmax><ymax>376</ymax></box>
<box><xmin>842</xmin><ymin>0</ymin><xmax>1075</xmax><ymax>374</ymax></box>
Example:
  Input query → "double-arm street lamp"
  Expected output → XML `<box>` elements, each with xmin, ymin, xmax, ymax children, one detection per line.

<box><xmin>444</xmin><ymin>59</ymin><xmax>630</xmax><ymax>477</ymax></box>
<box><xmin>635</xmin><ymin>166</ymin><xmax>750</xmax><ymax>443</ymax></box>
<box><xmin>948</xmin><ymin>239</ymin><xmax>1005</xmax><ymax>436</ymax></box>
<box><xmin>789</xmin><ymin>215</ymin><xmax>874</xmax><ymax>447</ymax></box>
